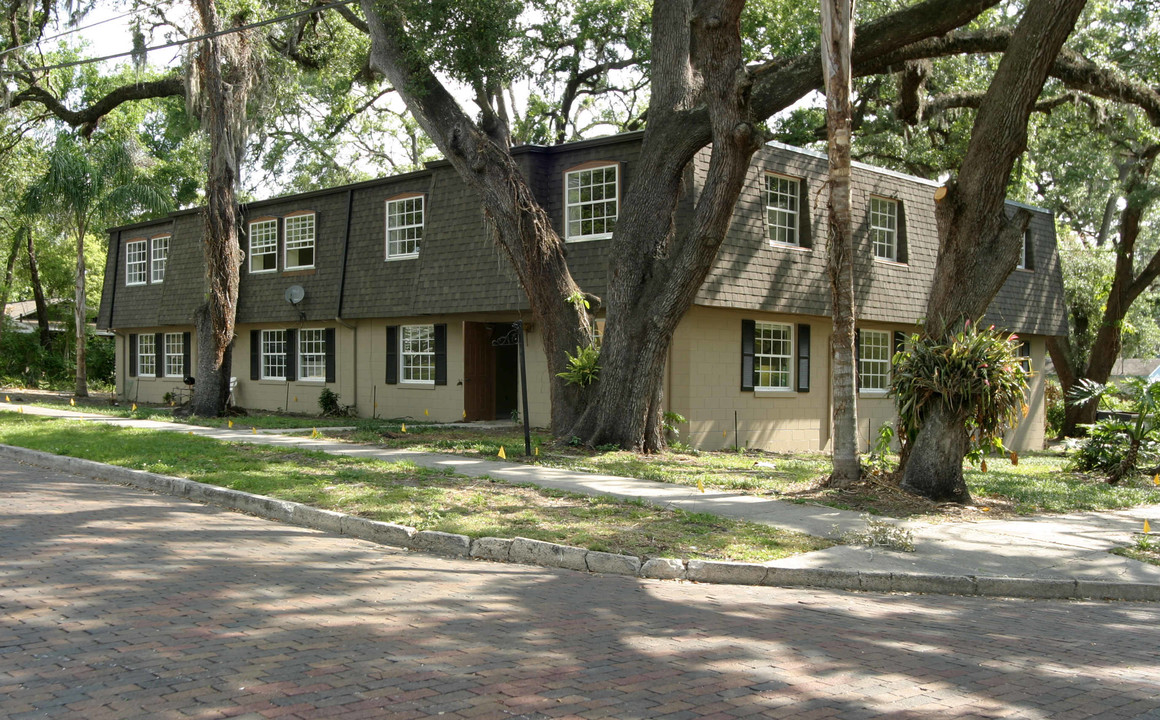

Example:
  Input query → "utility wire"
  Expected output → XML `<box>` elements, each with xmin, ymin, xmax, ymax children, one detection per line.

<box><xmin>0</xmin><ymin>0</ymin><xmax>359</xmax><ymax>75</ymax></box>
<box><xmin>1</xmin><ymin>9</ymin><xmax>139</xmax><ymax>57</ymax></box>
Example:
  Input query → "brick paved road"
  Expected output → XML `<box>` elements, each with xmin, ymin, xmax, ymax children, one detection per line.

<box><xmin>2</xmin><ymin>464</ymin><xmax>1159</xmax><ymax>720</ymax></box>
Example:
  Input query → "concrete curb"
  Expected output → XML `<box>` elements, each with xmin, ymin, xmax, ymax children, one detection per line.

<box><xmin>5</xmin><ymin>443</ymin><xmax>1159</xmax><ymax>602</ymax></box>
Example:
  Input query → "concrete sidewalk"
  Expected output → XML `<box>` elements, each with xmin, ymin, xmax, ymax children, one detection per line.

<box><xmin>6</xmin><ymin>401</ymin><xmax>1160</xmax><ymax>589</ymax></box>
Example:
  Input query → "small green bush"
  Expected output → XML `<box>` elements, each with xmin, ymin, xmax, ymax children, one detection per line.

<box><xmin>557</xmin><ymin>345</ymin><xmax>600</xmax><ymax>387</ymax></box>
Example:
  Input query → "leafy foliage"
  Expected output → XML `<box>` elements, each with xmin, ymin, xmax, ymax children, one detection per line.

<box><xmin>893</xmin><ymin>321</ymin><xmax>1029</xmax><ymax>458</ymax></box>
<box><xmin>557</xmin><ymin>344</ymin><xmax>600</xmax><ymax>387</ymax></box>
<box><xmin>1068</xmin><ymin>377</ymin><xmax>1160</xmax><ymax>482</ymax></box>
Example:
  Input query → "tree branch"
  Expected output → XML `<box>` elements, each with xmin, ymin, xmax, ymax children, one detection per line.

<box><xmin>9</xmin><ymin>75</ymin><xmax>184</xmax><ymax>134</ymax></box>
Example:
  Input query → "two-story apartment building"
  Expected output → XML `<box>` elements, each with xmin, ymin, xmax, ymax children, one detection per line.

<box><xmin>97</xmin><ymin>132</ymin><xmax>1067</xmax><ymax>451</ymax></box>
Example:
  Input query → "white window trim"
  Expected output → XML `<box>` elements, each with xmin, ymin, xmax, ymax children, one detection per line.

<box><xmin>564</xmin><ymin>163</ymin><xmax>619</xmax><ymax>242</ymax></box>
<box><xmin>261</xmin><ymin>329</ymin><xmax>287</xmax><ymax>381</ymax></box>
<box><xmin>754</xmin><ymin>321</ymin><xmax>794</xmax><ymax>392</ymax></box>
<box><xmin>1018</xmin><ymin>229</ymin><xmax>1032</xmax><ymax>270</ymax></box>
<box><xmin>298</xmin><ymin>328</ymin><xmax>327</xmax><ymax>382</ymax></box>
<box><xmin>126</xmin><ymin>240</ymin><xmax>148</xmax><ymax>286</ymax></box>
<box><xmin>163</xmin><ymin>332</ymin><xmax>184</xmax><ymax>378</ymax></box>
<box><xmin>283</xmin><ymin>213</ymin><xmax>316</xmax><ymax>271</ymax></box>
<box><xmin>249</xmin><ymin>218</ymin><xmax>279</xmax><ymax>274</ymax></box>
<box><xmin>765</xmin><ymin>173</ymin><xmax>800</xmax><ymax>248</ymax></box>
<box><xmin>400</xmin><ymin>324</ymin><xmax>435</xmax><ymax>385</ymax></box>
<box><xmin>137</xmin><ymin>334</ymin><xmax>156</xmax><ymax>376</ymax></box>
<box><xmin>869</xmin><ymin>196</ymin><xmax>899</xmax><ymax>262</ymax></box>
<box><xmin>151</xmin><ymin>236</ymin><xmax>169</xmax><ymax>284</ymax></box>
<box><xmin>385</xmin><ymin>195</ymin><xmax>424</xmax><ymax>260</ymax></box>
<box><xmin>859</xmin><ymin>329</ymin><xmax>891</xmax><ymax>394</ymax></box>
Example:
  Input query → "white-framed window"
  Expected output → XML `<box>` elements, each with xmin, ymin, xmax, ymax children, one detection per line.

<box><xmin>565</xmin><ymin>164</ymin><xmax>618</xmax><ymax>241</ymax></box>
<box><xmin>386</xmin><ymin>195</ymin><xmax>423</xmax><ymax>259</ymax></box>
<box><xmin>859</xmin><ymin>329</ymin><xmax>891</xmax><ymax>392</ymax></box>
<box><xmin>284</xmin><ymin>213</ymin><xmax>315</xmax><ymax>270</ymax></box>
<box><xmin>151</xmin><ymin>236</ymin><xmax>169</xmax><ymax>283</ymax></box>
<box><xmin>126</xmin><ymin>240</ymin><xmax>147</xmax><ymax>285</ymax></box>
<box><xmin>249</xmin><ymin>218</ymin><xmax>278</xmax><ymax>273</ymax></box>
<box><xmin>755</xmin><ymin>322</ymin><xmax>793</xmax><ymax>390</ymax></box>
<box><xmin>298</xmin><ymin>328</ymin><xmax>326</xmax><ymax>381</ymax></box>
<box><xmin>261</xmin><ymin>329</ymin><xmax>287</xmax><ymax>380</ymax></box>
<box><xmin>164</xmin><ymin>332</ymin><xmax>184</xmax><ymax>378</ymax></box>
<box><xmin>765</xmin><ymin>173</ymin><xmax>800</xmax><ymax>246</ymax></box>
<box><xmin>1018</xmin><ymin>339</ymin><xmax>1032</xmax><ymax>373</ymax></box>
<box><xmin>400</xmin><ymin>325</ymin><xmax>435</xmax><ymax>384</ymax></box>
<box><xmin>870</xmin><ymin>197</ymin><xmax>899</xmax><ymax>261</ymax></box>
<box><xmin>137</xmin><ymin>334</ymin><xmax>156</xmax><ymax>376</ymax></box>
<box><xmin>1018</xmin><ymin>229</ymin><xmax>1032</xmax><ymax>270</ymax></box>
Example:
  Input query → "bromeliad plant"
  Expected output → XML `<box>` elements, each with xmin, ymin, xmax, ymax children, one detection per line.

<box><xmin>1068</xmin><ymin>377</ymin><xmax>1160</xmax><ymax>484</ymax></box>
<box><xmin>893</xmin><ymin>321</ymin><xmax>1030</xmax><ymax>471</ymax></box>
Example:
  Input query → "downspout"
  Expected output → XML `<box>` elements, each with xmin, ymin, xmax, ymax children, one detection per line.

<box><xmin>335</xmin><ymin>190</ymin><xmax>357</xmax><ymax>405</ymax></box>
<box><xmin>110</xmin><ymin>230</ymin><xmax>123</xmax><ymax>400</ymax></box>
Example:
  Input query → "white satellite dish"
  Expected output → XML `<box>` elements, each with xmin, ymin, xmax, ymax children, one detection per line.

<box><xmin>284</xmin><ymin>285</ymin><xmax>305</xmax><ymax>305</ymax></box>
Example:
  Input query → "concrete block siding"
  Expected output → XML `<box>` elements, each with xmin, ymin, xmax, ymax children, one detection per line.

<box><xmin>100</xmin><ymin>132</ymin><xmax>1062</xmax><ymax>451</ymax></box>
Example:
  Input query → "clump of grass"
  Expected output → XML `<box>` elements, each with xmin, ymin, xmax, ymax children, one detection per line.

<box><xmin>837</xmin><ymin>515</ymin><xmax>915</xmax><ymax>552</ymax></box>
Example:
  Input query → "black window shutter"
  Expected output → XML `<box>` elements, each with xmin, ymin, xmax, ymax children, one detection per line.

<box><xmin>741</xmin><ymin>319</ymin><xmax>755</xmax><ymax>391</ymax></box>
<box><xmin>385</xmin><ymin>326</ymin><xmax>398</xmax><ymax>384</ymax></box>
<box><xmin>1025</xmin><ymin>230</ymin><xmax>1035</xmax><ymax>270</ymax></box>
<box><xmin>892</xmin><ymin>331</ymin><xmax>906</xmax><ymax>359</ymax></box>
<box><xmin>154</xmin><ymin>332</ymin><xmax>164</xmax><ymax>377</ymax></box>
<box><xmin>182</xmin><ymin>332</ymin><xmax>191</xmax><ymax>377</ymax></box>
<box><xmin>285</xmin><ymin>329</ymin><xmax>298</xmax><ymax>382</ymax></box>
<box><xmin>896</xmin><ymin>201</ymin><xmax>908</xmax><ymax>263</ymax></box>
<box><xmin>797</xmin><ymin>179</ymin><xmax>812</xmax><ymax>248</ymax></box>
<box><xmin>854</xmin><ymin>329</ymin><xmax>861</xmax><ymax>390</ymax></box>
<box><xmin>796</xmin><ymin>323</ymin><xmax>810</xmax><ymax>392</ymax></box>
<box><xmin>250</xmin><ymin>330</ymin><xmax>260</xmax><ymax>380</ymax></box>
<box><xmin>434</xmin><ymin>324</ymin><xmax>447</xmax><ymax>386</ymax></box>
<box><xmin>325</xmin><ymin>328</ymin><xmax>336</xmax><ymax>383</ymax></box>
<box><xmin>128</xmin><ymin>334</ymin><xmax>138</xmax><ymax>377</ymax></box>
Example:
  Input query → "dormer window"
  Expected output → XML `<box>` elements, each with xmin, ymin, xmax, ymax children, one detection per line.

<box><xmin>151</xmin><ymin>235</ymin><xmax>170</xmax><ymax>283</ymax></box>
<box><xmin>386</xmin><ymin>195</ymin><xmax>424</xmax><ymax>259</ymax></box>
<box><xmin>870</xmin><ymin>197</ymin><xmax>901</xmax><ymax>262</ymax></box>
<box><xmin>565</xmin><ymin>163</ymin><xmax>618</xmax><ymax>241</ymax></box>
<box><xmin>765</xmin><ymin>174</ymin><xmax>801</xmax><ymax>246</ymax></box>
<box><xmin>249</xmin><ymin>218</ymin><xmax>278</xmax><ymax>273</ymax></box>
<box><xmin>126</xmin><ymin>240</ymin><xmax>147</xmax><ymax>285</ymax></box>
<box><xmin>284</xmin><ymin>212</ymin><xmax>316</xmax><ymax>270</ymax></box>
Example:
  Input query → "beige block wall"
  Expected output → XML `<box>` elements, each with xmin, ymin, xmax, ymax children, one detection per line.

<box><xmin>351</xmin><ymin>315</ymin><xmax>551</xmax><ymax>425</ymax></box>
<box><xmin>1006</xmin><ymin>335</ymin><xmax>1047</xmax><ymax>451</ymax></box>
<box><xmin>117</xmin><ymin>327</ymin><xmax>198</xmax><ymax>405</ymax></box>
<box><xmin>228</xmin><ymin>323</ymin><xmax>352</xmax><ymax>415</ymax></box>
<box><xmin>669</xmin><ymin>306</ymin><xmax>1049</xmax><ymax>453</ymax></box>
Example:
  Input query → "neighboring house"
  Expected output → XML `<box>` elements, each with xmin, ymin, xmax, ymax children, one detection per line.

<box><xmin>4</xmin><ymin>298</ymin><xmax>111</xmax><ymax>337</ymax></box>
<box><xmin>97</xmin><ymin>132</ymin><xmax>1067</xmax><ymax>452</ymax></box>
<box><xmin>1111</xmin><ymin>359</ymin><xmax>1160</xmax><ymax>383</ymax></box>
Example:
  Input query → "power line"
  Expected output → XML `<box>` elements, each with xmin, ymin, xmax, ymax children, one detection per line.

<box><xmin>0</xmin><ymin>0</ymin><xmax>359</xmax><ymax>76</ymax></box>
<box><xmin>1</xmin><ymin>9</ymin><xmax>140</xmax><ymax>57</ymax></box>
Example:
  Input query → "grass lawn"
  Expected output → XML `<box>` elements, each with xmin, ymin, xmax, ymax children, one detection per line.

<box><xmin>306</xmin><ymin>422</ymin><xmax>1160</xmax><ymax>519</ymax></box>
<box><xmin>0</xmin><ymin>412</ymin><xmax>831</xmax><ymax>563</ymax></box>
<box><xmin>9</xmin><ymin>394</ymin><xmax>1160</xmax><ymax>519</ymax></box>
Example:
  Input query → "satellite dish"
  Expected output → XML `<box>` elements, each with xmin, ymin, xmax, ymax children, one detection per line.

<box><xmin>284</xmin><ymin>285</ymin><xmax>305</xmax><ymax>305</ymax></box>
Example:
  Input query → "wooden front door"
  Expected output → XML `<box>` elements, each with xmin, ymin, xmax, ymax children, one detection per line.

<box><xmin>463</xmin><ymin>322</ymin><xmax>495</xmax><ymax>421</ymax></box>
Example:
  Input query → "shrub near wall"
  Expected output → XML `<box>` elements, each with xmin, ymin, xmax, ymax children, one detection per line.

<box><xmin>0</xmin><ymin>322</ymin><xmax>113</xmax><ymax>390</ymax></box>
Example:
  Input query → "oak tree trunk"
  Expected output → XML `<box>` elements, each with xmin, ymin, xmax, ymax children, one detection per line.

<box><xmin>0</xmin><ymin>231</ymin><xmax>20</xmax><ymax>350</ymax></box>
<box><xmin>899</xmin><ymin>402</ymin><xmax>971</xmax><ymax>502</ymax></box>
<box><xmin>901</xmin><ymin>0</ymin><xmax>1087</xmax><ymax>501</ymax></box>
<box><xmin>25</xmin><ymin>228</ymin><xmax>51</xmax><ymax>348</ymax></box>
<box><xmin>821</xmin><ymin>0</ymin><xmax>860</xmax><ymax>486</ymax></box>
<box><xmin>189</xmin><ymin>0</ymin><xmax>249</xmax><ymax>418</ymax></box>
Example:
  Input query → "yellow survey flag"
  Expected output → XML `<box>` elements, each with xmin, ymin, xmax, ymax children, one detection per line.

<box><xmin>131</xmin><ymin>403</ymin><xmax>137</xmax><ymax>412</ymax></box>
<box><xmin>252</xmin><ymin>427</ymin><xmax>257</xmax><ymax>434</ymax></box>
<box><xmin>228</xmin><ymin>420</ymin><xmax>233</xmax><ymax>428</ymax></box>
<box><xmin>498</xmin><ymin>446</ymin><xmax>507</xmax><ymax>459</ymax></box>
<box><xmin>401</xmin><ymin>423</ymin><xmax>407</xmax><ymax>433</ymax></box>
<box><xmin>1146</xmin><ymin>519</ymin><xmax>1152</xmax><ymax>534</ymax></box>
<box><xmin>70</xmin><ymin>398</ymin><xmax>75</xmax><ymax>406</ymax></box>
<box><xmin>424</xmin><ymin>408</ymin><xmax>429</xmax><ymax>416</ymax></box>
<box><xmin>697</xmin><ymin>478</ymin><xmax>705</xmax><ymax>493</ymax></box>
